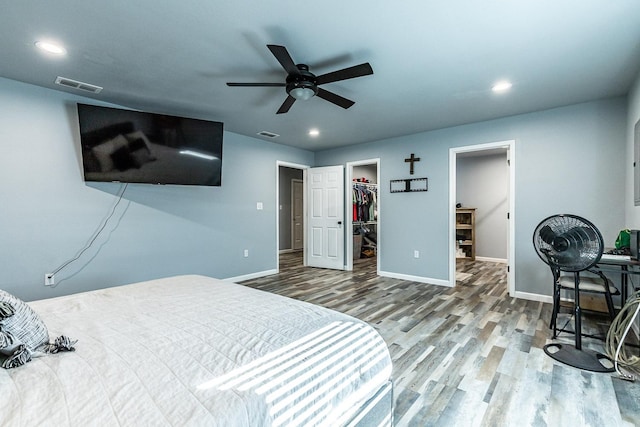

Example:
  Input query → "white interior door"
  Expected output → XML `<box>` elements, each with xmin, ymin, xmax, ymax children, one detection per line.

<box><xmin>307</xmin><ymin>165</ymin><xmax>345</xmax><ymax>270</ymax></box>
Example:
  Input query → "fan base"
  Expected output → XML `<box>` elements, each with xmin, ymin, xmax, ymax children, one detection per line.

<box><xmin>543</xmin><ymin>343</ymin><xmax>614</xmax><ymax>372</ymax></box>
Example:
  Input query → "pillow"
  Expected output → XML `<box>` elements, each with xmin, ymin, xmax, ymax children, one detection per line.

<box><xmin>0</xmin><ymin>290</ymin><xmax>49</xmax><ymax>353</ymax></box>
<box><xmin>0</xmin><ymin>325</ymin><xmax>31</xmax><ymax>369</ymax></box>
<box><xmin>0</xmin><ymin>291</ymin><xmax>76</xmax><ymax>369</ymax></box>
<box><xmin>110</xmin><ymin>144</ymin><xmax>136</xmax><ymax>171</ymax></box>
<box><xmin>128</xmin><ymin>136</ymin><xmax>147</xmax><ymax>152</ymax></box>
<box><xmin>92</xmin><ymin>134</ymin><xmax>129</xmax><ymax>172</ymax></box>
<box><xmin>0</xmin><ymin>301</ymin><xmax>14</xmax><ymax>320</ymax></box>
<box><xmin>128</xmin><ymin>137</ymin><xmax>156</xmax><ymax>167</ymax></box>
<box><xmin>82</xmin><ymin>148</ymin><xmax>101</xmax><ymax>173</ymax></box>
<box><xmin>124</xmin><ymin>130</ymin><xmax>153</xmax><ymax>152</ymax></box>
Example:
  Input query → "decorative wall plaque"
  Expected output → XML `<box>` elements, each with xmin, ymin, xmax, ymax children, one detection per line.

<box><xmin>390</xmin><ymin>177</ymin><xmax>428</xmax><ymax>193</ymax></box>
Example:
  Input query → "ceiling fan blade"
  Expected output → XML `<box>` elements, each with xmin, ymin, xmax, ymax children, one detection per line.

<box><xmin>226</xmin><ymin>82</ymin><xmax>285</xmax><ymax>87</ymax></box>
<box><xmin>316</xmin><ymin>88</ymin><xmax>355</xmax><ymax>109</ymax></box>
<box><xmin>316</xmin><ymin>63</ymin><xmax>373</xmax><ymax>85</ymax></box>
<box><xmin>276</xmin><ymin>95</ymin><xmax>296</xmax><ymax>114</ymax></box>
<box><xmin>267</xmin><ymin>45</ymin><xmax>299</xmax><ymax>75</ymax></box>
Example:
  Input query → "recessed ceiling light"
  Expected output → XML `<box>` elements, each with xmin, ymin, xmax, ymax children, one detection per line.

<box><xmin>492</xmin><ymin>81</ymin><xmax>512</xmax><ymax>93</ymax></box>
<box><xmin>35</xmin><ymin>40</ymin><xmax>67</xmax><ymax>55</ymax></box>
<box><xmin>309</xmin><ymin>129</ymin><xmax>320</xmax><ymax>137</ymax></box>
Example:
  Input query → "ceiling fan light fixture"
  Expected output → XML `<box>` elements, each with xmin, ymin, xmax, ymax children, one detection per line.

<box><xmin>289</xmin><ymin>86</ymin><xmax>315</xmax><ymax>101</ymax></box>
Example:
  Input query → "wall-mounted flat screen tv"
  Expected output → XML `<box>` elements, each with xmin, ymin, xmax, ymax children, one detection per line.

<box><xmin>77</xmin><ymin>103</ymin><xmax>223</xmax><ymax>186</ymax></box>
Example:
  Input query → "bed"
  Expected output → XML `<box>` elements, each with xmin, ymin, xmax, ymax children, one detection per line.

<box><xmin>0</xmin><ymin>275</ymin><xmax>393</xmax><ymax>426</ymax></box>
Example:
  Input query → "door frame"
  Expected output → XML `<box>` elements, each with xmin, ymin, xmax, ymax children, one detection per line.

<box><xmin>291</xmin><ymin>178</ymin><xmax>304</xmax><ymax>251</ymax></box>
<box><xmin>346</xmin><ymin>158</ymin><xmax>381</xmax><ymax>273</ymax></box>
<box><xmin>449</xmin><ymin>140</ymin><xmax>515</xmax><ymax>295</ymax></box>
<box><xmin>276</xmin><ymin>161</ymin><xmax>309</xmax><ymax>273</ymax></box>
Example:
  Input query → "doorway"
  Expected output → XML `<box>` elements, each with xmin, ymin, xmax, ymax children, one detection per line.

<box><xmin>277</xmin><ymin>162</ymin><xmax>309</xmax><ymax>271</ymax></box>
<box><xmin>291</xmin><ymin>179</ymin><xmax>303</xmax><ymax>251</ymax></box>
<box><xmin>449</xmin><ymin>141</ymin><xmax>515</xmax><ymax>295</ymax></box>
<box><xmin>346</xmin><ymin>159</ymin><xmax>380</xmax><ymax>273</ymax></box>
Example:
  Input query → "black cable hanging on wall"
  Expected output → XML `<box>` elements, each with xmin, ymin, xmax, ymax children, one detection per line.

<box><xmin>47</xmin><ymin>183</ymin><xmax>129</xmax><ymax>286</ymax></box>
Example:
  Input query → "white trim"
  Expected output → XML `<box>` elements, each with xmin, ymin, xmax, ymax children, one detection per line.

<box><xmin>276</xmin><ymin>161</ymin><xmax>310</xmax><ymax>274</ymax></box>
<box><xmin>279</xmin><ymin>248</ymin><xmax>300</xmax><ymax>254</ymax></box>
<box><xmin>513</xmin><ymin>291</ymin><xmax>552</xmax><ymax>304</ymax></box>
<box><xmin>291</xmin><ymin>178</ymin><xmax>303</xmax><ymax>251</ymax></box>
<box><xmin>224</xmin><ymin>269</ymin><xmax>277</xmax><ymax>283</ymax></box>
<box><xmin>379</xmin><ymin>270</ymin><xmax>452</xmax><ymax>287</ymax></box>
<box><xmin>475</xmin><ymin>256</ymin><xmax>507</xmax><ymax>264</ymax></box>
<box><xmin>449</xmin><ymin>140</ymin><xmax>516</xmax><ymax>294</ymax></box>
<box><xmin>346</xmin><ymin>159</ymin><xmax>381</xmax><ymax>274</ymax></box>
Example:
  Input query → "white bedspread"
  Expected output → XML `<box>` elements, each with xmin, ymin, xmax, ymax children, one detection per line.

<box><xmin>0</xmin><ymin>275</ymin><xmax>392</xmax><ymax>426</ymax></box>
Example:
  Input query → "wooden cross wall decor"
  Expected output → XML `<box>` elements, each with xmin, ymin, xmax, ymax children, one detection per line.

<box><xmin>404</xmin><ymin>153</ymin><xmax>420</xmax><ymax>175</ymax></box>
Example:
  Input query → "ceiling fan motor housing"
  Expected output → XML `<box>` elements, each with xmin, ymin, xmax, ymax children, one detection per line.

<box><xmin>285</xmin><ymin>64</ymin><xmax>318</xmax><ymax>96</ymax></box>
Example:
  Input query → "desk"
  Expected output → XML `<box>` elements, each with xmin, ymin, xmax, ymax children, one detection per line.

<box><xmin>595</xmin><ymin>256</ymin><xmax>640</xmax><ymax>306</ymax></box>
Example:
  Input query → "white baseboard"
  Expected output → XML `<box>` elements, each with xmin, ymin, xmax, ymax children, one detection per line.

<box><xmin>379</xmin><ymin>270</ymin><xmax>453</xmax><ymax>287</ymax></box>
<box><xmin>475</xmin><ymin>256</ymin><xmax>507</xmax><ymax>264</ymax></box>
<box><xmin>513</xmin><ymin>290</ymin><xmax>552</xmax><ymax>304</ymax></box>
<box><xmin>224</xmin><ymin>269</ymin><xmax>277</xmax><ymax>283</ymax></box>
<box><xmin>279</xmin><ymin>248</ymin><xmax>301</xmax><ymax>254</ymax></box>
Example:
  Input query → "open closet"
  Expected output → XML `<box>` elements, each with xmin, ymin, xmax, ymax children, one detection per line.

<box><xmin>352</xmin><ymin>164</ymin><xmax>378</xmax><ymax>267</ymax></box>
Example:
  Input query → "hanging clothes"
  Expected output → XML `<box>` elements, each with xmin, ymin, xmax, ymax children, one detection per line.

<box><xmin>352</xmin><ymin>184</ymin><xmax>378</xmax><ymax>223</ymax></box>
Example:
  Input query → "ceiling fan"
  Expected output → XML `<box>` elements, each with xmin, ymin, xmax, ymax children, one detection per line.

<box><xmin>226</xmin><ymin>44</ymin><xmax>373</xmax><ymax>114</ymax></box>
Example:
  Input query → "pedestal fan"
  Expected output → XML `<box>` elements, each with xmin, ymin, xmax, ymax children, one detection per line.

<box><xmin>532</xmin><ymin>214</ymin><xmax>614</xmax><ymax>372</ymax></box>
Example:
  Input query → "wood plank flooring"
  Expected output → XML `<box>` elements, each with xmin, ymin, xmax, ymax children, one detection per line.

<box><xmin>240</xmin><ymin>253</ymin><xmax>640</xmax><ymax>426</ymax></box>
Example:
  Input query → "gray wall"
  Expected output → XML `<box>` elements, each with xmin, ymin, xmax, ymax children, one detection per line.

<box><xmin>316</xmin><ymin>97</ymin><xmax>627</xmax><ymax>297</ymax></box>
<box><xmin>353</xmin><ymin>164</ymin><xmax>377</xmax><ymax>184</ymax></box>
<box><xmin>0</xmin><ymin>77</ymin><xmax>314</xmax><ymax>301</ymax></box>
<box><xmin>0</xmin><ymin>75</ymin><xmax>630</xmax><ymax>302</ymax></box>
<box><xmin>456</xmin><ymin>153</ymin><xmax>508</xmax><ymax>260</ymax></box>
<box><xmin>626</xmin><ymin>69</ymin><xmax>640</xmax><ymax>227</ymax></box>
<box><xmin>278</xmin><ymin>166</ymin><xmax>303</xmax><ymax>250</ymax></box>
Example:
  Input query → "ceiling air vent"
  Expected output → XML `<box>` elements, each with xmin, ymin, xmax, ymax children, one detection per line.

<box><xmin>55</xmin><ymin>76</ymin><xmax>103</xmax><ymax>94</ymax></box>
<box><xmin>257</xmin><ymin>131</ymin><xmax>280</xmax><ymax>139</ymax></box>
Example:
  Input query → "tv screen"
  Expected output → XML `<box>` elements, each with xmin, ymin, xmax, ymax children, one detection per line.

<box><xmin>77</xmin><ymin>103</ymin><xmax>223</xmax><ymax>186</ymax></box>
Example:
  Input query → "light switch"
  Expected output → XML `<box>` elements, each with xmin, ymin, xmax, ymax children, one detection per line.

<box><xmin>257</xmin><ymin>202</ymin><xmax>263</xmax><ymax>210</ymax></box>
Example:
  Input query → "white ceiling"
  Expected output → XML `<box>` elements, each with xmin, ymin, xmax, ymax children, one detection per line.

<box><xmin>1</xmin><ymin>1</ymin><xmax>639</xmax><ymax>151</ymax></box>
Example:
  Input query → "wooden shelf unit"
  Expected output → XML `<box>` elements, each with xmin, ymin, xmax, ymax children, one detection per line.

<box><xmin>456</xmin><ymin>208</ymin><xmax>476</xmax><ymax>260</ymax></box>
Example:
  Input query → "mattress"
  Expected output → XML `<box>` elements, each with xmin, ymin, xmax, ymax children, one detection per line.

<box><xmin>0</xmin><ymin>275</ymin><xmax>392</xmax><ymax>426</ymax></box>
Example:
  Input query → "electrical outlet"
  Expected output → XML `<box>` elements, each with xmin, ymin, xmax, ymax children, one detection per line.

<box><xmin>45</xmin><ymin>274</ymin><xmax>55</xmax><ymax>286</ymax></box>
<box><xmin>244</xmin><ymin>249</ymin><xmax>249</xmax><ymax>258</ymax></box>
<box><xmin>414</xmin><ymin>250</ymin><xmax>420</xmax><ymax>259</ymax></box>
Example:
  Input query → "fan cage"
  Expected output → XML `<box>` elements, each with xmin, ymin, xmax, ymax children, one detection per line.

<box><xmin>533</xmin><ymin>214</ymin><xmax>604</xmax><ymax>272</ymax></box>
